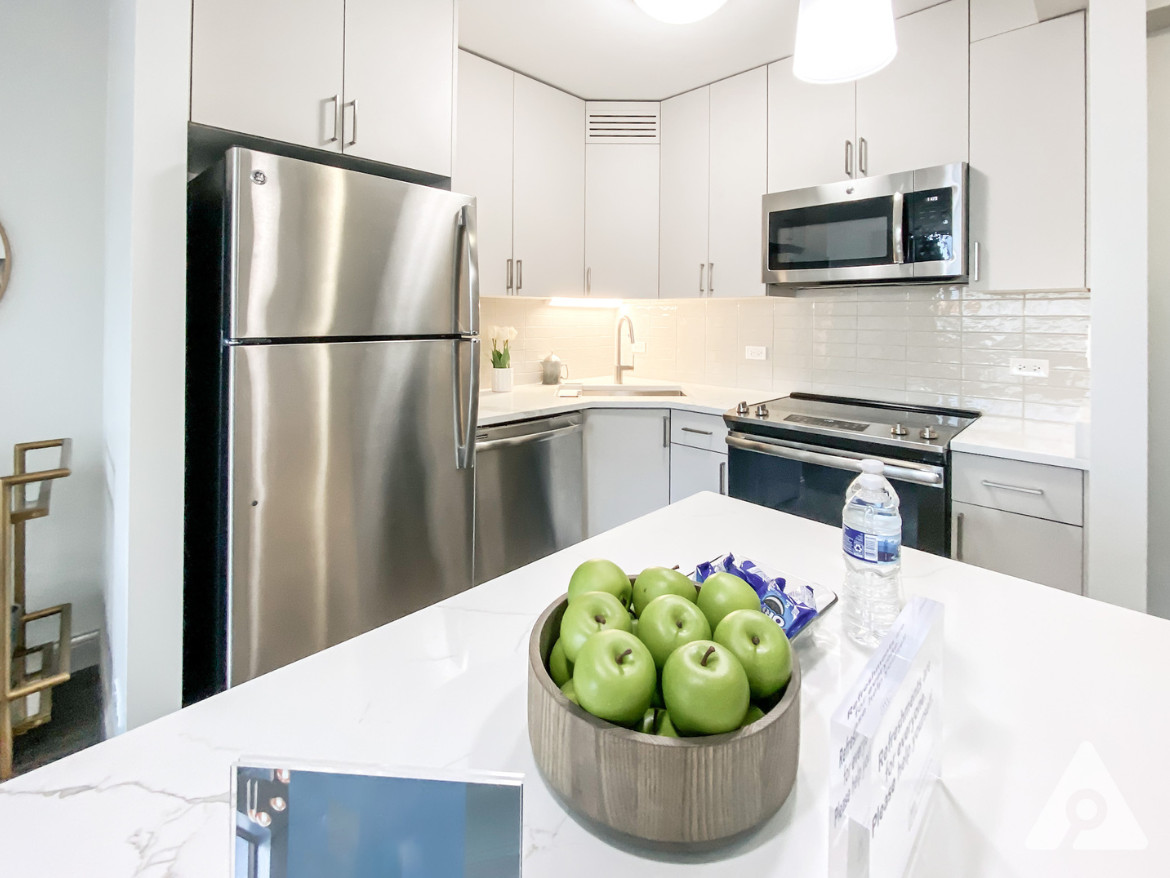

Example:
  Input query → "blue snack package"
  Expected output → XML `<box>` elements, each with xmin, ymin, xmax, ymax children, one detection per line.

<box><xmin>693</xmin><ymin>552</ymin><xmax>820</xmax><ymax>639</ymax></box>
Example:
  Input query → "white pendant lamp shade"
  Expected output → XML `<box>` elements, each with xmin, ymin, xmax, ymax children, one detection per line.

<box><xmin>633</xmin><ymin>0</ymin><xmax>729</xmax><ymax>25</ymax></box>
<box><xmin>793</xmin><ymin>0</ymin><xmax>897</xmax><ymax>85</ymax></box>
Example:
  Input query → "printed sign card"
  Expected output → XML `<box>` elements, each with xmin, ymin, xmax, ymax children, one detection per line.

<box><xmin>829</xmin><ymin>597</ymin><xmax>944</xmax><ymax>878</ymax></box>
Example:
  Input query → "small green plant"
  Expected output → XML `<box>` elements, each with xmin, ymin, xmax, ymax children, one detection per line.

<box><xmin>489</xmin><ymin>325</ymin><xmax>517</xmax><ymax>368</ymax></box>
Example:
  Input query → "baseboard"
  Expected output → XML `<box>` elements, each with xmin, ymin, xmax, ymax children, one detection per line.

<box><xmin>71</xmin><ymin>629</ymin><xmax>101</xmax><ymax>671</ymax></box>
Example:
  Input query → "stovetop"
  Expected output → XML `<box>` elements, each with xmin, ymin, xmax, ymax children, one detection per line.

<box><xmin>724</xmin><ymin>393</ymin><xmax>981</xmax><ymax>458</ymax></box>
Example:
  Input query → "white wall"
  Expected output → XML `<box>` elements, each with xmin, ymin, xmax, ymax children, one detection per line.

<box><xmin>1087</xmin><ymin>1</ymin><xmax>1149</xmax><ymax>612</ymax></box>
<box><xmin>0</xmin><ymin>0</ymin><xmax>111</xmax><ymax>665</ymax></box>
<box><xmin>1148</xmin><ymin>28</ymin><xmax>1170</xmax><ymax>618</ymax></box>
<box><xmin>102</xmin><ymin>0</ymin><xmax>190</xmax><ymax>733</ymax></box>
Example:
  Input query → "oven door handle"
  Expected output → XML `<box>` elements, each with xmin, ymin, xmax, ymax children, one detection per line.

<box><xmin>725</xmin><ymin>433</ymin><xmax>944</xmax><ymax>488</ymax></box>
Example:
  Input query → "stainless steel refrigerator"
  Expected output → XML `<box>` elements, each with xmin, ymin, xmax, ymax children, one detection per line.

<box><xmin>185</xmin><ymin>148</ymin><xmax>479</xmax><ymax>703</ymax></box>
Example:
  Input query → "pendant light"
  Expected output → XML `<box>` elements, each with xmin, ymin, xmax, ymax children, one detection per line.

<box><xmin>793</xmin><ymin>0</ymin><xmax>897</xmax><ymax>85</ymax></box>
<box><xmin>633</xmin><ymin>0</ymin><xmax>729</xmax><ymax>25</ymax></box>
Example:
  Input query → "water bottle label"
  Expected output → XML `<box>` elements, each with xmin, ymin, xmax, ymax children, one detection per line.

<box><xmin>843</xmin><ymin>526</ymin><xmax>901</xmax><ymax>564</ymax></box>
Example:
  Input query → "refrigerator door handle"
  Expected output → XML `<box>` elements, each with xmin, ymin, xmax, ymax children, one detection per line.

<box><xmin>455</xmin><ymin>338</ymin><xmax>480</xmax><ymax>470</ymax></box>
<box><xmin>457</xmin><ymin>203</ymin><xmax>480</xmax><ymax>336</ymax></box>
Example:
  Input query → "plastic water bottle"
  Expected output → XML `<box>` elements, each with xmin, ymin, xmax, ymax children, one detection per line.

<box><xmin>842</xmin><ymin>460</ymin><xmax>904</xmax><ymax>647</ymax></box>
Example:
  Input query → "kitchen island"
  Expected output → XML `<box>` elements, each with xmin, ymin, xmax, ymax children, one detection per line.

<box><xmin>1</xmin><ymin>493</ymin><xmax>1165</xmax><ymax>876</ymax></box>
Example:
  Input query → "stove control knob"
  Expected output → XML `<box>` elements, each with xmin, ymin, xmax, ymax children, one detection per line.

<box><xmin>891</xmin><ymin>423</ymin><xmax>909</xmax><ymax>437</ymax></box>
<box><xmin>736</xmin><ymin>400</ymin><xmax>749</xmax><ymax>415</ymax></box>
<box><xmin>920</xmin><ymin>425</ymin><xmax>939</xmax><ymax>441</ymax></box>
<box><xmin>755</xmin><ymin>404</ymin><xmax>770</xmax><ymax>418</ymax></box>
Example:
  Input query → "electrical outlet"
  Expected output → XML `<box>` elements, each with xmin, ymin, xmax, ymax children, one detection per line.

<box><xmin>631</xmin><ymin>341</ymin><xmax>646</xmax><ymax>354</ymax></box>
<box><xmin>745</xmin><ymin>346</ymin><xmax>768</xmax><ymax>361</ymax></box>
<box><xmin>1009</xmin><ymin>357</ymin><xmax>1049</xmax><ymax>378</ymax></box>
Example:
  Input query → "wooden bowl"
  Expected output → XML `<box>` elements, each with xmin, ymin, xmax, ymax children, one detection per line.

<box><xmin>527</xmin><ymin>594</ymin><xmax>801</xmax><ymax>850</ymax></box>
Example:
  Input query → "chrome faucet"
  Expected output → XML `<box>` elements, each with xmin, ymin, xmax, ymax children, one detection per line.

<box><xmin>614</xmin><ymin>315</ymin><xmax>635</xmax><ymax>384</ymax></box>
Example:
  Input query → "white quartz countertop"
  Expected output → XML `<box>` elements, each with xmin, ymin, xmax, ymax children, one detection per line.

<box><xmin>1</xmin><ymin>494</ymin><xmax>1160</xmax><ymax>876</ymax></box>
<box><xmin>480</xmin><ymin>379</ymin><xmax>1090</xmax><ymax>469</ymax></box>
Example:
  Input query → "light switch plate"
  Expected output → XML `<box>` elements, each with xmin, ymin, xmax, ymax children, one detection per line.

<box><xmin>745</xmin><ymin>346</ymin><xmax>768</xmax><ymax>361</ymax></box>
<box><xmin>631</xmin><ymin>341</ymin><xmax>646</xmax><ymax>354</ymax></box>
<box><xmin>1009</xmin><ymin>357</ymin><xmax>1049</xmax><ymax>378</ymax></box>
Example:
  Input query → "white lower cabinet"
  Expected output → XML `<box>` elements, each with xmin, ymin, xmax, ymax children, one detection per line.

<box><xmin>670</xmin><ymin>444</ymin><xmax>727</xmax><ymax>504</ymax></box>
<box><xmin>584</xmin><ymin>410</ymin><xmax>670</xmax><ymax>538</ymax></box>
<box><xmin>952</xmin><ymin>452</ymin><xmax>1085</xmax><ymax>594</ymax></box>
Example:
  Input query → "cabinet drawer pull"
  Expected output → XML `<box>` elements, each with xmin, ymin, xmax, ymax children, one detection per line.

<box><xmin>663</xmin><ymin>416</ymin><xmax>670</xmax><ymax>449</ymax></box>
<box><xmin>719</xmin><ymin>461</ymin><xmax>727</xmax><ymax>495</ymax></box>
<box><xmin>680</xmin><ymin>427</ymin><xmax>713</xmax><ymax>436</ymax></box>
<box><xmin>981</xmin><ymin>479</ymin><xmax>1044</xmax><ymax>496</ymax></box>
<box><xmin>955</xmin><ymin>512</ymin><xmax>965</xmax><ymax>561</ymax></box>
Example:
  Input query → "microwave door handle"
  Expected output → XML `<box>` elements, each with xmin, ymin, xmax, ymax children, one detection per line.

<box><xmin>891</xmin><ymin>191</ymin><xmax>905</xmax><ymax>265</ymax></box>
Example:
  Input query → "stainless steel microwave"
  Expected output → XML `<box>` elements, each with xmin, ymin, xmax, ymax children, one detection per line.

<box><xmin>762</xmin><ymin>162</ymin><xmax>968</xmax><ymax>287</ymax></box>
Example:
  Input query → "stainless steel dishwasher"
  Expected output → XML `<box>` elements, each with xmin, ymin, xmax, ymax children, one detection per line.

<box><xmin>474</xmin><ymin>412</ymin><xmax>585</xmax><ymax>584</ymax></box>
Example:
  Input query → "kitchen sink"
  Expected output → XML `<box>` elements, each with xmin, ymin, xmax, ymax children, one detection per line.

<box><xmin>560</xmin><ymin>384</ymin><xmax>687</xmax><ymax>397</ymax></box>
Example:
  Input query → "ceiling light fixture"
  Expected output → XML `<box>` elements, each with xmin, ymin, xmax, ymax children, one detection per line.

<box><xmin>633</xmin><ymin>0</ymin><xmax>729</xmax><ymax>25</ymax></box>
<box><xmin>793</xmin><ymin>0</ymin><xmax>897</xmax><ymax>85</ymax></box>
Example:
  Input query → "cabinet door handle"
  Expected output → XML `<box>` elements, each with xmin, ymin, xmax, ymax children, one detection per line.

<box><xmin>845</xmin><ymin>139</ymin><xmax>854</xmax><ymax>178</ymax></box>
<box><xmin>344</xmin><ymin>99</ymin><xmax>358</xmax><ymax>147</ymax></box>
<box><xmin>708</xmin><ymin>262</ymin><xmax>715</xmax><ymax>294</ymax></box>
<box><xmin>972</xmin><ymin>241</ymin><xmax>981</xmax><ymax>284</ymax></box>
<box><xmin>719</xmin><ymin>461</ymin><xmax>727</xmax><ymax>495</ymax></box>
<box><xmin>681</xmin><ymin>427</ymin><xmax>713</xmax><ymax>436</ymax></box>
<box><xmin>955</xmin><ymin>512</ymin><xmax>965</xmax><ymax>561</ymax></box>
<box><xmin>586</xmin><ymin>266</ymin><xmax>591</xmax><ymax>294</ymax></box>
<box><xmin>324</xmin><ymin>95</ymin><xmax>339</xmax><ymax>144</ymax></box>
<box><xmin>506</xmin><ymin>258</ymin><xmax>513</xmax><ymax>294</ymax></box>
<box><xmin>699</xmin><ymin>263</ymin><xmax>706</xmax><ymax>294</ymax></box>
<box><xmin>516</xmin><ymin>259</ymin><xmax>523</xmax><ymax>292</ymax></box>
<box><xmin>663</xmin><ymin>416</ymin><xmax>670</xmax><ymax>449</ymax></box>
<box><xmin>981</xmin><ymin>479</ymin><xmax>1045</xmax><ymax>496</ymax></box>
<box><xmin>858</xmin><ymin>137</ymin><xmax>868</xmax><ymax>176</ymax></box>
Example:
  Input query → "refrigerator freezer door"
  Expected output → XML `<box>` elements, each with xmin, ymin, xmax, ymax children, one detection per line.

<box><xmin>227</xmin><ymin>338</ymin><xmax>477</xmax><ymax>685</ymax></box>
<box><xmin>228</xmin><ymin>148</ymin><xmax>477</xmax><ymax>340</ymax></box>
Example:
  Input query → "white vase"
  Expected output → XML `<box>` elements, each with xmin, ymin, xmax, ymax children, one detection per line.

<box><xmin>491</xmin><ymin>367</ymin><xmax>513</xmax><ymax>392</ymax></box>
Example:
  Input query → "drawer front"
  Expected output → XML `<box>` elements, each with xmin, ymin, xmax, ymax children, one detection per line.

<box><xmin>669</xmin><ymin>444</ymin><xmax>728</xmax><ymax>504</ymax></box>
<box><xmin>952</xmin><ymin>452</ymin><xmax>1083</xmax><ymax>525</ymax></box>
<box><xmin>670</xmin><ymin>410</ymin><xmax>729</xmax><ymax>452</ymax></box>
<box><xmin>952</xmin><ymin>501</ymin><xmax>1083</xmax><ymax>595</ymax></box>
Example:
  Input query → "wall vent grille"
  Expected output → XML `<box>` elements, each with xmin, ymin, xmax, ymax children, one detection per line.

<box><xmin>586</xmin><ymin>102</ymin><xmax>660</xmax><ymax>144</ymax></box>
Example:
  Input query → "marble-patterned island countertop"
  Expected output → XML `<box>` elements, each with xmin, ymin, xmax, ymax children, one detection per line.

<box><xmin>480</xmin><ymin>378</ymin><xmax>1090</xmax><ymax>470</ymax></box>
<box><xmin>1</xmin><ymin>493</ymin><xmax>1162</xmax><ymax>876</ymax></box>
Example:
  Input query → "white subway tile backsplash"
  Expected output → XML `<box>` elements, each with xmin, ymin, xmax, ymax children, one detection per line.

<box><xmin>480</xmin><ymin>285</ymin><xmax>1091</xmax><ymax>423</ymax></box>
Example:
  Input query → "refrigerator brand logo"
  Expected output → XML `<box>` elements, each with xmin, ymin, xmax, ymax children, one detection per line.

<box><xmin>251</xmin><ymin>170</ymin><xmax>267</xmax><ymax>185</ymax></box>
<box><xmin>1025</xmin><ymin>742</ymin><xmax>1147</xmax><ymax>851</ymax></box>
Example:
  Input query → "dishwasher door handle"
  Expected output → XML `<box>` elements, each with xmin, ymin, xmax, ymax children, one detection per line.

<box><xmin>476</xmin><ymin>423</ymin><xmax>582</xmax><ymax>452</ymax></box>
<box><xmin>725</xmin><ymin>432</ymin><xmax>944</xmax><ymax>487</ymax></box>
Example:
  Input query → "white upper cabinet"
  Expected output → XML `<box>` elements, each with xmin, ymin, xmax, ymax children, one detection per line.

<box><xmin>767</xmin><ymin>57</ymin><xmax>855</xmax><ymax>193</ymax></box>
<box><xmin>970</xmin><ymin>0</ymin><xmax>1040</xmax><ymax>42</ymax></box>
<box><xmin>708</xmin><ymin>68</ymin><xmax>768</xmax><ymax>298</ymax></box>
<box><xmin>191</xmin><ymin>0</ymin><xmax>454</xmax><ymax>173</ymax></box>
<box><xmin>659</xmin><ymin>87</ymin><xmax>710</xmax><ymax>299</ymax></box>
<box><xmin>970</xmin><ymin>13</ymin><xmax>1086</xmax><ymax>291</ymax></box>
<box><xmin>513</xmin><ymin>75</ymin><xmax>585</xmax><ymax>297</ymax></box>
<box><xmin>192</xmin><ymin>0</ymin><xmax>344</xmax><ymax>152</ymax></box>
<box><xmin>342</xmin><ymin>0</ymin><xmax>454</xmax><ymax>176</ymax></box>
<box><xmin>453</xmin><ymin>52</ymin><xmax>514</xmax><ymax>298</ymax></box>
<box><xmin>586</xmin><ymin>142</ymin><xmax>660</xmax><ymax>299</ymax></box>
<box><xmin>855</xmin><ymin>0</ymin><xmax>969</xmax><ymax>176</ymax></box>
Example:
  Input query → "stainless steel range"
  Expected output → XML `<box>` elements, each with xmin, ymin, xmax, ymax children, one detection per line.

<box><xmin>723</xmin><ymin>393</ymin><xmax>980</xmax><ymax>557</ymax></box>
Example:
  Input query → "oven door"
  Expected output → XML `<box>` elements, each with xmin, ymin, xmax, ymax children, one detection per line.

<box><xmin>726</xmin><ymin>433</ymin><xmax>949</xmax><ymax>556</ymax></box>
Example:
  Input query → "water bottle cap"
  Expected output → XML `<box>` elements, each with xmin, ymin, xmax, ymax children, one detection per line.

<box><xmin>860</xmin><ymin>459</ymin><xmax>884</xmax><ymax>475</ymax></box>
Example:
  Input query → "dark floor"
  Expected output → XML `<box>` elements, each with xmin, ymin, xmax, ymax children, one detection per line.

<box><xmin>12</xmin><ymin>665</ymin><xmax>103</xmax><ymax>777</ymax></box>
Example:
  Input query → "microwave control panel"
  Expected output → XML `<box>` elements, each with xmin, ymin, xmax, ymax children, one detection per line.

<box><xmin>904</xmin><ymin>188</ymin><xmax>955</xmax><ymax>264</ymax></box>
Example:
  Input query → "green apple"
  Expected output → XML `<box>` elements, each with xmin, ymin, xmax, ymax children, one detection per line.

<box><xmin>656</xmin><ymin>710</ymin><xmax>679</xmax><ymax>737</ymax></box>
<box><xmin>713</xmin><ymin>609</ymin><xmax>793</xmax><ymax>699</ymax></box>
<box><xmin>636</xmin><ymin>594</ymin><xmax>712</xmax><ymax>670</ymax></box>
<box><xmin>638</xmin><ymin>707</ymin><xmax>660</xmax><ymax>735</ymax></box>
<box><xmin>740</xmin><ymin>705</ymin><xmax>766</xmax><ymax>729</ymax></box>
<box><xmin>559</xmin><ymin>591</ymin><xmax>632</xmax><ymax>663</ymax></box>
<box><xmin>696</xmin><ymin>572</ymin><xmax>761</xmax><ymax>630</ymax></box>
<box><xmin>567</xmin><ymin>559</ymin><xmax>632</xmax><ymax>609</ymax></box>
<box><xmin>651</xmin><ymin>684</ymin><xmax>665</xmax><ymax>709</ymax></box>
<box><xmin>662</xmin><ymin>640</ymin><xmax>750</xmax><ymax>735</ymax></box>
<box><xmin>561</xmin><ymin>679</ymin><xmax>579</xmax><ymax>705</ymax></box>
<box><xmin>632</xmin><ymin>567</ymin><xmax>698</xmax><ymax>616</ymax></box>
<box><xmin>548</xmin><ymin>639</ymin><xmax>573</xmax><ymax>688</ymax></box>
<box><xmin>573</xmin><ymin>630</ymin><xmax>656</xmax><ymax>726</ymax></box>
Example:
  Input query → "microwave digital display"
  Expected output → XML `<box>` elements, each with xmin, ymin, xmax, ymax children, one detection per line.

<box><xmin>905</xmin><ymin>188</ymin><xmax>955</xmax><ymax>264</ymax></box>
